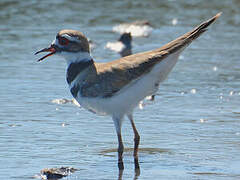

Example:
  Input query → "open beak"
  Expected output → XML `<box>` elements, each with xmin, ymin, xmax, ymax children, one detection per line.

<box><xmin>35</xmin><ymin>45</ymin><xmax>56</xmax><ymax>62</ymax></box>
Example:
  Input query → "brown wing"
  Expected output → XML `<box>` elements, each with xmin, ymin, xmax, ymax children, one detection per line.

<box><xmin>80</xmin><ymin>55</ymin><xmax>161</xmax><ymax>97</ymax></box>
<box><xmin>81</xmin><ymin>13</ymin><xmax>221</xmax><ymax>98</ymax></box>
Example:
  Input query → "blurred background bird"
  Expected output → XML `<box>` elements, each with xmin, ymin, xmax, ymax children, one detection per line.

<box><xmin>105</xmin><ymin>32</ymin><xmax>132</xmax><ymax>57</ymax></box>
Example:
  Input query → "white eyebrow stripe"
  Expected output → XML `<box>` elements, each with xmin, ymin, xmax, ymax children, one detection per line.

<box><xmin>52</xmin><ymin>39</ymin><xmax>56</xmax><ymax>45</ymax></box>
<box><xmin>61</xmin><ymin>34</ymin><xmax>81</xmax><ymax>43</ymax></box>
<box><xmin>52</xmin><ymin>38</ymin><xmax>62</xmax><ymax>47</ymax></box>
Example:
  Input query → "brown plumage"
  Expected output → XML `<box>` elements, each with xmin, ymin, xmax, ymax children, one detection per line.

<box><xmin>78</xmin><ymin>13</ymin><xmax>221</xmax><ymax>98</ymax></box>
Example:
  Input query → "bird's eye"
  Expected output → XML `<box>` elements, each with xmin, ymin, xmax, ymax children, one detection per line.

<box><xmin>58</xmin><ymin>37</ymin><xmax>69</xmax><ymax>46</ymax></box>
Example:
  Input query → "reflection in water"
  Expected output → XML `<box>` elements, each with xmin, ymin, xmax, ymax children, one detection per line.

<box><xmin>101</xmin><ymin>148</ymin><xmax>171</xmax><ymax>180</ymax></box>
<box><xmin>118</xmin><ymin>170</ymin><xmax>123</xmax><ymax>180</ymax></box>
<box><xmin>134</xmin><ymin>168</ymin><xmax>140</xmax><ymax>180</ymax></box>
<box><xmin>117</xmin><ymin>169</ymin><xmax>140</xmax><ymax>180</ymax></box>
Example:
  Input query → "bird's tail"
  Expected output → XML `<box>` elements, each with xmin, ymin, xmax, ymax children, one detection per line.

<box><xmin>184</xmin><ymin>12</ymin><xmax>222</xmax><ymax>42</ymax></box>
<box><xmin>155</xmin><ymin>12</ymin><xmax>222</xmax><ymax>55</ymax></box>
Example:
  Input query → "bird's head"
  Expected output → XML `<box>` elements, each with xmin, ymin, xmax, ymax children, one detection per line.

<box><xmin>35</xmin><ymin>30</ymin><xmax>90</xmax><ymax>63</ymax></box>
<box><xmin>118</xmin><ymin>32</ymin><xmax>132</xmax><ymax>45</ymax></box>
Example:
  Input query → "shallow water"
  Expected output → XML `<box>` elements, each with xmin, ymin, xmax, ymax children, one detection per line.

<box><xmin>1</xmin><ymin>0</ymin><xmax>240</xmax><ymax>179</ymax></box>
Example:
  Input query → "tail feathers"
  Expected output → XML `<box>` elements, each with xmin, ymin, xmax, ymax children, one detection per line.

<box><xmin>187</xmin><ymin>12</ymin><xmax>222</xmax><ymax>41</ymax></box>
<box><xmin>155</xmin><ymin>12</ymin><xmax>222</xmax><ymax>55</ymax></box>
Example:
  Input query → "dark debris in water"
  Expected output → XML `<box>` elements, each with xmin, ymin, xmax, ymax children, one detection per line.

<box><xmin>40</xmin><ymin>167</ymin><xmax>77</xmax><ymax>180</ymax></box>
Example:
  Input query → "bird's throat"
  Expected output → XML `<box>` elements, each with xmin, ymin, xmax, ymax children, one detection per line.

<box><xmin>60</xmin><ymin>51</ymin><xmax>92</xmax><ymax>66</ymax></box>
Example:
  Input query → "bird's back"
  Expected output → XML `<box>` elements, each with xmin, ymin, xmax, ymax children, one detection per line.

<box><xmin>80</xmin><ymin>13</ymin><xmax>221</xmax><ymax>99</ymax></box>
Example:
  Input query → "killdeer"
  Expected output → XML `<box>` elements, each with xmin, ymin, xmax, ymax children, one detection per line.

<box><xmin>35</xmin><ymin>13</ymin><xmax>221</xmax><ymax>171</ymax></box>
<box><xmin>113</xmin><ymin>20</ymin><xmax>153</xmax><ymax>37</ymax></box>
<box><xmin>105</xmin><ymin>32</ymin><xmax>132</xmax><ymax>57</ymax></box>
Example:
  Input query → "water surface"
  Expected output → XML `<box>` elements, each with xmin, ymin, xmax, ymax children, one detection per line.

<box><xmin>1</xmin><ymin>0</ymin><xmax>240</xmax><ymax>179</ymax></box>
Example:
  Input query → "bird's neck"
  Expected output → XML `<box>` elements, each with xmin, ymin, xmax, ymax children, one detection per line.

<box><xmin>64</xmin><ymin>51</ymin><xmax>94</xmax><ymax>85</ymax></box>
<box><xmin>120</xmin><ymin>39</ymin><xmax>131</xmax><ymax>49</ymax></box>
<box><xmin>61</xmin><ymin>51</ymin><xmax>93</xmax><ymax>66</ymax></box>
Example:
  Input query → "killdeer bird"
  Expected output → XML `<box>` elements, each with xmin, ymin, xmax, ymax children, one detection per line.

<box><xmin>35</xmin><ymin>13</ymin><xmax>221</xmax><ymax>171</ymax></box>
<box><xmin>105</xmin><ymin>32</ymin><xmax>132</xmax><ymax>57</ymax></box>
<box><xmin>113</xmin><ymin>20</ymin><xmax>153</xmax><ymax>37</ymax></box>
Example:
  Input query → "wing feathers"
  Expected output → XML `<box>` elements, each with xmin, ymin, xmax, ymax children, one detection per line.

<box><xmin>81</xmin><ymin>13</ymin><xmax>221</xmax><ymax>98</ymax></box>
